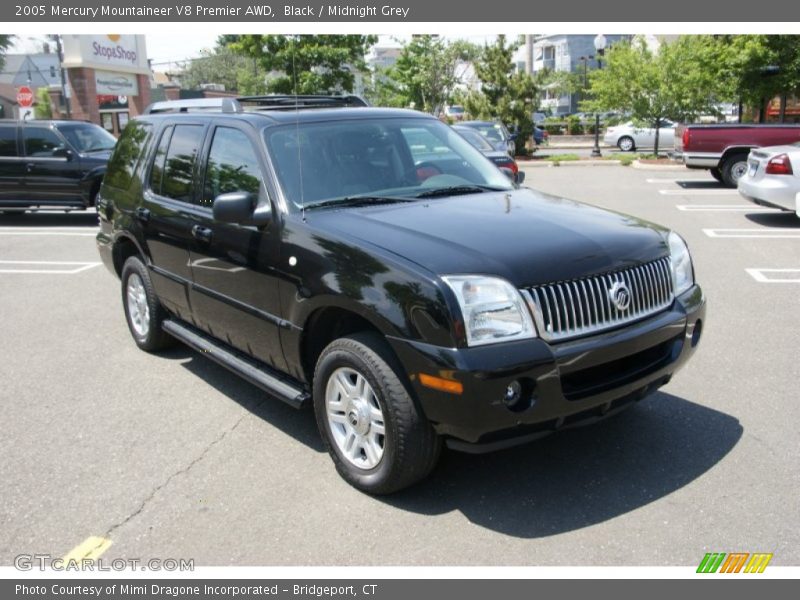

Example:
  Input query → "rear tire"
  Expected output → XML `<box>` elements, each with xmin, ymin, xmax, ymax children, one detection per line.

<box><xmin>721</xmin><ymin>153</ymin><xmax>749</xmax><ymax>187</ymax></box>
<box><xmin>710</xmin><ymin>167</ymin><xmax>723</xmax><ymax>183</ymax></box>
<box><xmin>121</xmin><ymin>256</ymin><xmax>175</xmax><ymax>352</ymax></box>
<box><xmin>313</xmin><ymin>332</ymin><xmax>441</xmax><ymax>494</ymax></box>
<box><xmin>617</xmin><ymin>136</ymin><xmax>635</xmax><ymax>152</ymax></box>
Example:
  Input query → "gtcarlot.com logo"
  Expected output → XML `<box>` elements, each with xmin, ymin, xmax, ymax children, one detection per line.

<box><xmin>697</xmin><ymin>552</ymin><xmax>773</xmax><ymax>573</ymax></box>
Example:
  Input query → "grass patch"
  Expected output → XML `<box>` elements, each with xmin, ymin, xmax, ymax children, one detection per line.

<box><xmin>545</xmin><ymin>153</ymin><xmax>581</xmax><ymax>166</ymax></box>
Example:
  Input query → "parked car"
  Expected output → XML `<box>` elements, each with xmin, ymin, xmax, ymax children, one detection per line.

<box><xmin>532</xmin><ymin>125</ymin><xmax>547</xmax><ymax>146</ymax></box>
<box><xmin>444</xmin><ymin>105</ymin><xmax>466</xmax><ymax>121</ymax></box>
<box><xmin>0</xmin><ymin>119</ymin><xmax>117</xmax><ymax>212</ymax></box>
<box><xmin>452</xmin><ymin>125</ymin><xmax>525</xmax><ymax>184</ymax></box>
<box><xmin>97</xmin><ymin>95</ymin><xmax>705</xmax><ymax>494</ymax></box>
<box><xmin>603</xmin><ymin>120</ymin><xmax>675</xmax><ymax>152</ymax></box>
<box><xmin>459</xmin><ymin>120</ymin><xmax>517</xmax><ymax>155</ymax></box>
<box><xmin>674</xmin><ymin>123</ymin><xmax>800</xmax><ymax>187</ymax></box>
<box><xmin>737</xmin><ymin>143</ymin><xmax>800</xmax><ymax>217</ymax></box>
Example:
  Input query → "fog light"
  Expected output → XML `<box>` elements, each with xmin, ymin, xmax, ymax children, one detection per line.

<box><xmin>503</xmin><ymin>380</ymin><xmax>523</xmax><ymax>408</ymax></box>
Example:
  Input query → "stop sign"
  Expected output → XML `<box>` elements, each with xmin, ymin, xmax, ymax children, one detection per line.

<box><xmin>17</xmin><ymin>86</ymin><xmax>34</xmax><ymax>108</ymax></box>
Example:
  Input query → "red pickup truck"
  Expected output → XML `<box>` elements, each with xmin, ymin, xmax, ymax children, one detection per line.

<box><xmin>674</xmin><ymin>124</ymin><xmax>800</xmax><ymax>187</ymax></box>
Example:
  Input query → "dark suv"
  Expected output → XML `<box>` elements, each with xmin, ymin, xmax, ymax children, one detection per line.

<box><xmin>0</xmin><ymin>119</ymin><xmax>117</xmax><ymax>211</ymax></box>
<box><xmin>96</xmin><ymin>95</ymin><xmax>705</xmax><ymax>494</ymax></box>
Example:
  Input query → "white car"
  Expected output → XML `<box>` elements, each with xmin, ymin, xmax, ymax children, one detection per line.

<box><xmin>738</xmin><ymin>144</ymin><xmax>800</xmax><ymax>217</ymax></box>
<box><xmin>603</xmin><ymin>120</ymin><xmax>676</xmax><ymax>152</ymax></box>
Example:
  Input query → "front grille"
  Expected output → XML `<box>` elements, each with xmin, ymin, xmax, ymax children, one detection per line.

<box><xmin>522</xmin><ymin>257</ymin><xmax>674</xmax><ymax>342</ymax></box>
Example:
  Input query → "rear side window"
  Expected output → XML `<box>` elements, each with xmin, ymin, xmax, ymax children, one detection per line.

<box><xmin>149</xmin><ymin>126</ymin><xmax>173</xmax><ymax>195</ymax></box>
<box><xmin>0</xmin><ymin>126</ymin><xmax>17</xmax><ymax>157</ymax></box>
<box><xmin>23</xmin><ymin>127</ymin><xmax>66</xmax><ymax>157</ymax></box>
<box><xmin>104</xmin><ymin>121</ymin><xmax>153</xmax><ymax>190</ymax></box>
<box><xmin>201</xmin><ymin>127</ymin><xmax>264</xmax><ymax>208</ymax></box>
<box><xmin>158</xmin><ymin>125</ymin><xmax>204</xmax><ymax>203</ymax></box>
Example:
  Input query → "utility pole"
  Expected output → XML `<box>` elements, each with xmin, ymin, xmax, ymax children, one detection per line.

<box><xmin>52</xmin><ymin>35</ymin><xmax>71</xmax><ymax>119</ymax></box>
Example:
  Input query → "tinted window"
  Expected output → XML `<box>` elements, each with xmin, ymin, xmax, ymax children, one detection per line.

<box><xmin>59</xmin><ymin>123</ymin><xmax>117</xmax><ymax>153</ymax></box>
<box><xmin>202</xmin><ymin>127</ymin><xmax>264</xmax><ymax>208</ymax></box>
<box><xmin>105</xmin><ymin>121</ymin><xmax>153</xmax><ymax>190</ymax></box>
<box><xmin>148</xmin><ymin>126</ymin><xmax>173</xmax><ymax>195</ymax></box>
<box><xmin>0</xmin><ymin>126</ymin><xmax>17</xmax><ymax>157</ymax></box>
<box><xmin>161</xmin><ymin>125</ymin><xmax>204</xmax><ymax>203</ymax></box>
<box><xmin>23</xmin><ymin>127</ymin><xmax>66</xmax><ymax>157</ymax></box>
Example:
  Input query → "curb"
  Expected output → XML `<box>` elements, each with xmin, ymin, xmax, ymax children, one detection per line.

<box><xmin>630</xmin><ymin>160</ymin><xmax>686</xmax><ymax>171</ymax></box>
<box><xmin>520</xmin><ymin>160</ymin><xmax>622</xmax><ymax>168</ymax></box>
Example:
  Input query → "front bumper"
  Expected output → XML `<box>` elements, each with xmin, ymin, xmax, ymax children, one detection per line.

<box><xmin>388</xmin><ymin>285</ymin><xmax>705</xmax><ymax>450</ymax></box>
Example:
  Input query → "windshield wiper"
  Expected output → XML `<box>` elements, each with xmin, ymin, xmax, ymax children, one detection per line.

<box><xmin>413</xmin><ymin>184</ymin><xmax>507</xmax><ymax>199</ymax></box>
<box><xmin>304</xmin><ymin>195</ymin><xmax>415</xmax><ymax>211</ymax></box>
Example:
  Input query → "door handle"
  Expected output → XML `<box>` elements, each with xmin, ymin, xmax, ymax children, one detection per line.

<box><xmin>191</xmin><ymin>225</ymin><xmax>213</xmax><ymax>243</ymax></box>
<box><xmin>135</xmin><ymin>207</ymin><xmax>151</xmax><ymax>223</ymax></box>
<box><xmin>25</xmin><ymin>163</ymin><xmax>35</xmax><ymax>173</ymax></box>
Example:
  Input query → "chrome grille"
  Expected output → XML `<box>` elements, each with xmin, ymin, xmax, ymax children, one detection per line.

<box><xmin>523</xmin><ymin>257</ymin><xmax>674</xmax><ymax>342</ymax></box>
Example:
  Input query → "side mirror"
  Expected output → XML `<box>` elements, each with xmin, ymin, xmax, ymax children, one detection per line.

<box><xmin>53</xmin><ymin>147</ymin><xmax>73</xmax><ymax>160</ymax></box>
<box><xmin>516</xmin><ymin>171</ymin><xmax>526</xmax><ymax>184</ymax></box>
<box><xmin>508</xmin><ymin>132</ymin><xmax>518</xmax><ymax>141</ymax></box>
<box><xmin>212</xmin><ymin>191</ymin><xmax>270</xmax><ymax>227</ymax></box>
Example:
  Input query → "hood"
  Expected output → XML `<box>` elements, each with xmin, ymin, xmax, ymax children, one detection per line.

<box><xmin>79</xmin><ymin>149</ymin><xmax>114</xmax><ymax>162</ymax></box>
<box><xmin>307</xmin><ymin>188</ymin><xmax>669</xmax><ymax>288</ymax></box>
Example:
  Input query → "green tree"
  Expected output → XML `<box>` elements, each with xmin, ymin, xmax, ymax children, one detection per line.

<box><xmin>462</xmin><ymin>35</ymin><xmax>539</xmax><ymax>150</ymax></box>
<box><xmin>583</xmin><ymin>36</ymin><xmax>730</xmax><ymax>155</ymax></box>
<box><xmin>34</xmin><ymin>87</ymin><xmax>51</xmax><ymax>119</ymax></box>
<box><xmin>719</xmin><ymin>35</ymin><xmax>800</xmax><ymax>122</ymax></box>
<box><xmin>0</xmin><ymin>35</ymin><xmax>13</xmax><ymax>72</ymax></box>
<box><xmin>368</xmin><ymin>36</ymin><xmax>479</xmax><ymax>113</ymax></box>
<box><xmin>178</xmin><ymin>47</ymin><xmax>263</xmax><ymax>93</ymax></box>
<box><xmin>226</xmin><ymin>35</ymin><xmax>377</xmax><ymax>95</ymax></box>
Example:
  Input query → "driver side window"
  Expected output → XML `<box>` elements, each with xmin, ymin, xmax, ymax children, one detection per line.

<box><xmin>201</xmin><ymin>127</ymin><xmax>265</xmax><ymax>208</ymax></box>
<box><xmin>23</xmin><ymin>128</ymin><xmax>66</xmax><ymax>158</ymax></box>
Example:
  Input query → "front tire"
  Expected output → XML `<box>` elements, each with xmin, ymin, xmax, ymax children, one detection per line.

<box><xmin>617</xmin><ymin>136</ymin><xmax>635</xmax><ymax>152</ymax></box>
<box><xmin>121</xmin><ymin>256</ymin><xmax>174</xmax><ymax>352</ymax></box>
<box><xmin>313</xmin><ymin>332</ymin><xmax>440</xmax><ymax>494</ymax></box>
<box><xmin>721</xmin><ymin>153</ymin><xmax>749</xmax><ymax>187</ymax></box>
<box><xmin>710</xmin><ymin>167</ymin><xmax>723</xmax><ymax>183</ymax></box>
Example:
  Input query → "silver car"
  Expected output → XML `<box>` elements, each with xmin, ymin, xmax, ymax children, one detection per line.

<box><xmin>738</xmin><ymin>144</ymin><xmax>800</xmax><ymax>217</ymax></box>
<box><xmin>603</xmin><ymin>120</ymin><xmax>675</xmax><ymax>152</ymax></box>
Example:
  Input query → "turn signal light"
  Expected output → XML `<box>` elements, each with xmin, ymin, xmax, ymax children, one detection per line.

<box><xmin>419</xmin><ymin>373</ymin><xmax>463</xmax><ymax>395</ymax></box>
<box><xmin>765</xmin><ymin>154</ymin><xmax>794</xmax><ymax>175</ymax></box>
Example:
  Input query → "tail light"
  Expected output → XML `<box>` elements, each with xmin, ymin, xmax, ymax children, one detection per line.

<box><xmin>765</xmin><ymin>154</ymin><xmax>794</xmax><ymax>175</ymax></box>
<box><xmin>496</xmin><ymin>157</ymin><xmax>518</xmax><ymax>175</ymax></box>
<box><xmin>682</xmin><ymin>128</ymin><xmax>690</xmax><ymax>148</ymax></box>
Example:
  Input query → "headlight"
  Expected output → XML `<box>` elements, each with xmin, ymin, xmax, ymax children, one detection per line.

<box><xmin>668</xmin><ymin>231</ymin><xmax>694</xmax><ymax>296</ymax></box>
<box><xmin>442</xmin><ymin>275</ymin><xmax>536</xmax><ymax>346</ymax></box>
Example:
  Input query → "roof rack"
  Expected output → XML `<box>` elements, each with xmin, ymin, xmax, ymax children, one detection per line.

<box><xmin>237</xmin><ymin>95</ymin><xmax>370</xmax><ymax>110</ymax></box>
<box><xmin>143</xmin><ymin>95</ymin><xmax>369</xmax><ymax>115</ymax></box>
<box><xmin>144</xmin><ymin>97</ymin><xmax>243</xmax><ymax>115</ymax></box>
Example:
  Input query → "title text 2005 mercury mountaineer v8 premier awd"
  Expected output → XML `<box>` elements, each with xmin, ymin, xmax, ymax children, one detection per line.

<box><xmin>96</xmin><ymin>96</ymin><xmax>705</xmax><ymax>494</ymax></box>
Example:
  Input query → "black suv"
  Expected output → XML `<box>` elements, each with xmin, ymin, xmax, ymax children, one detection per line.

<box><xmin>96</xmin><ymin>96</ymin><xmax>705</xmax><ymax>494</ymax></box>
<box><xmin>0</xmin><ymin>119</ymin><xmax>117</xmax><ymax>211</ymax></box>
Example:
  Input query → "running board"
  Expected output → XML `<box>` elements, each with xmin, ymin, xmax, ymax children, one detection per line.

<box><xmin>162</xmin><ymin>319</ymin><xmax>310</xmax><ymax>409</ymax></box>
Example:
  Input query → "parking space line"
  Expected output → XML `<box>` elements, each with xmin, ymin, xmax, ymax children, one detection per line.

<box><xmin>0</xmin><ymin>231</ymin><xmax>96</xmax><ymax>237</ymax></box>
<box><xmin>746</xmin><ymin>268</ymin><xmax>800</xmax><ymax>283</ymax></box>
<box><xmin>659</xmin><ymin>189</ymin><xmax>739</xmax><ymax>196</ymax></box>
<box><xmin>676</xmin><ymin>204</ymin><xmax>766</xmax><ymax>212</ymax></box>
<box><xmin>703</xmin><ymin>228</ymin><xmax>800</xmax><ymax>238</ymax></box>
<box><xmin>0</xmin><ymin>260</ymin><xmax>101</xmax><ymax>274</ymax></box>
<box><xmin>646</xmin><ymin>178</ymin><xmax>711</xmax><ymax>184</ymax></box>
<box><xmin>62</xmin><ymin>536</ymin><xmax>113</xmax><ymax>563</ymax></box>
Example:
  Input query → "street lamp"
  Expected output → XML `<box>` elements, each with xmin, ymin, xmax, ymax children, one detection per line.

<box><xmin>591</xmin><ymin>34</ymin><xmax>607</xmax><ymax>158</ymax></box>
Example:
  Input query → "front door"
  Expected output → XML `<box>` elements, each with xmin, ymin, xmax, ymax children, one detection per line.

<box><xmin>187</xmin><ymin>124</ymin><xmax>287</xmax><ymax>372</ymax></box>
<box><xmin>21</xmin><ymin>125</ymin><xmax>83</xmax><ymax>205</ymax></box>
<box><xmin>0</xmin><ymin>124</ymin><xmax>26</xmax><ymax>203</ymax></box>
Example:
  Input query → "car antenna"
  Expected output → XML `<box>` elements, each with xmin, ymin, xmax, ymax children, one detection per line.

<box><xmin>291</xmin><ymin>36</ymin><xmax>306</xmax><ymax>223</ymax></box>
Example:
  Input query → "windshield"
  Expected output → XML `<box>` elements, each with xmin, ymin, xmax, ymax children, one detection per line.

<box><xmin>470</xmin><ymin>123</ymin><xmax>506</xmax><ymax>144</ymax></box>
<box><xmin>58</xmin><ymin>123</ymin><xmax>117</xmax><ymax>153</ymax></box>
<box><xmin>453</xmin><ymin>127</ymin><xmax>494</xmax><ymax>152</ymax></box>
<box><xmin>264</xmin><ymin>117</ymin><xmax>513</xmax><ymax>210</ymax></box>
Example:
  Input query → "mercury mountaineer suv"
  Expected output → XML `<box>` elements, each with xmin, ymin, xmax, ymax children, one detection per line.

<box><xmin>96</xmin><ymin>95</ymin><xmax>705</xmax><ymax>494</ymax></box>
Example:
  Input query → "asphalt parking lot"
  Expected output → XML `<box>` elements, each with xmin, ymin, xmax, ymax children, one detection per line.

<box><xmin>1</xmin><ymin>165</ymin><xmax>798</xmax><ymax>567</ymax></box>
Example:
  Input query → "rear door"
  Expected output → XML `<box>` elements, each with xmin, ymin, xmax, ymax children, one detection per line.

<box><xmin>0</xmin><ymin>124</ymin><xmax>25</xmax><ymax>203</ymax></box>
<box><xmin>21</xmin><ymin>125</ymin><xmax>84</xmax><ymax>204</ymax></box>
<box><xmin>187</xmin><ymin>123</ymin><xmax>288</xmax><ymax>371</ymax></box>
<box><xmin>139</xmin><ymin>122</ymin><xmax>207</xmax><ymax>319</ymax></box>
